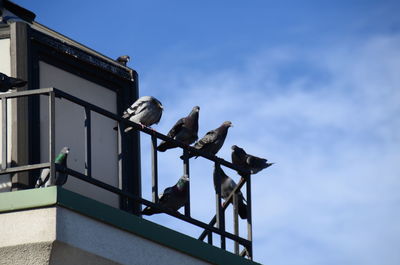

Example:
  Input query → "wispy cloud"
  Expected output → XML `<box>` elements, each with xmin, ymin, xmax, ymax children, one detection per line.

<box><xmin>139</xmin><ymin>33</ymin><xmax>400</xmax><ymax>265</ymax></box>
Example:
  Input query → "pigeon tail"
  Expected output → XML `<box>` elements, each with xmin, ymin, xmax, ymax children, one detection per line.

<box><xmin>142</xmin><ymin>207</ymin><xmax>161</xmax><ymax>216</ymax></box>
<box><xmin>238</xmin><ymin>195</ymin><xmax>248</xmax><ymax>219</ymax></box>
<box><xmin>157</xmin><ymin>141</ymin><xmax>176</xmax><ymax>152</ymax></box>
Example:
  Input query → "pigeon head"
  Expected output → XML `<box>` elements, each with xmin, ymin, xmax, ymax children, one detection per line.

<box><xmin>222</xmin><ymin>121</ymin><xmax>233</xmax><ymax>127</ymax></box>
<box><xmin>61</xmin><ymin>147</ymin><xmax>70</xmax><ymax>154</ymax></box>
<box><xmin>152</xmin><ymin>97</ymin><xmax>163</xmax><ymax>110</ymax></box>
<box><xmin>180</xmin><ymin>175</ymin><xmax>190</xmax><ymax>182</ymax></box>
<box><xmin>177</xmin><ymin>175</ymin><xmax>190</xmax><ymax>189</ymax></box>
<box><xmin>192</xmin><ymin>106</ymin><xmax>200</xmax><ymax>112</ymax></box>
<box><xmin>231</xmin><ymin>145</ymin><xmax>247</xmax><ymax>158</ymax></box>
<box><xmin>117</xmin><ymin>55</ymin><xmax>130</xmax><ymax>63</ymax></box>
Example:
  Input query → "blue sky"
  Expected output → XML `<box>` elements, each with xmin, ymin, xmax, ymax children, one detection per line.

<box><xmin>13</xmin><ymin>1</ymin><xmax>400</xmax><ymax>264</ymax></box>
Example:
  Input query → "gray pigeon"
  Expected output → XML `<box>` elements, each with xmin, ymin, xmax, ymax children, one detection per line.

<box><xmin>116</xmin><ymin>55</ymin><xmax>130</xmax><ymax>66</ymax></box>
<box><xmin>213</xmin><ymin>164</ymin><xmax>247</xmax><ymax>219</ymax></box>
<box><xmin>185</xmin><ymin>121</ymin><xmax>232</xmax><ymax>159</ymax></box>
<box><xmin>0</xmin><ymin>72</ymin><xmax>27</xmax><ymax>92</ymax></box>
<box><xmin>35</xmin><ymin>147</ymin><xmax>70</xmax><ymax>187</ymax></box>
<box><xmin>142</xmin><ymin>175</ymin><xmax>189</xmax><ymax>216</ymax></box>
<box><xmin>231</xmin><ymin>145</ymin><xmax>273</xmax><ymax>175</ymax></box>
<box><xmin>122</xmin><ymin>96</ymin><xmax>163</xmax><ymax>132</ymax></box>
<box><xmin>157</xmin><ymin>106</ymin><xmax>200</xmax><ymax>152</ymax></box>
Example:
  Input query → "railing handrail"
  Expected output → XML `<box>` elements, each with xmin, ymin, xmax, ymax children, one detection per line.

<box><xmin>1</xmin><ymin>87</ymin><xmax>251</xmax><ymax>174</ymax></box>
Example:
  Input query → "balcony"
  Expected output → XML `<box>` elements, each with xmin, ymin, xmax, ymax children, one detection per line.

<box><xmin>0</xmin><ymin>88</ymin><xmax>258</xmax><ymax>264</ymax></box>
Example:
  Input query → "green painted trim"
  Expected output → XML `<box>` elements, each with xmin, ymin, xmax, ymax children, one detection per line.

<box><xmin>0</xmin><ymin>187</ymin><xmax>262</xmax><ymax>265</ymax></box>
<box><xmin>0</xmin><ymin>187</ymin><xmax>57</xmax><ymax>212</ymax></box>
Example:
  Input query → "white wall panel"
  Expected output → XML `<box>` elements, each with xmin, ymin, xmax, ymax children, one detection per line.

<box><xmin>39</xmin><ymin>61</ymin><xmax>119</xmax><ymax>207</ymax></box>
<box><xmin>0</xmin><ymin>38</ymin><xmax>12</xmax><ymax>192</ymax></box>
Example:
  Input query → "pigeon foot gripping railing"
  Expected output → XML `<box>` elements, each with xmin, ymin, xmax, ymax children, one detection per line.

<box><xmin>0</xmin><ymin>88</ymin><xmax>253</xmax><ymax>260</ymax></box>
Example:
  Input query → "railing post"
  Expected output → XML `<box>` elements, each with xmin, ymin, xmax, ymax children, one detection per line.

<box><xmin>84</xmin><ymin>107</ymin><xmax>92</xmax><ymax>177</ymax></box>
<box><xmin>183</xmin><ymin>149</ymin><xmax>191</xmax><ymax>217</ymax></box>
<box><xmin>48</xmin><ymin>90</ymin><xmax>56</xmax><ymax>185</ymax></box>
<box><xmin>245</xmin><ymin>174</ymin><xmax>253</xmax><ymax>260</ymax></box>
<box><xmin>214</xmin><ymin>162</ymin><xmax>226</xmax><ymax>250</ymax></box>
<box><xmin>233</xmin><ymin>192</ymin><xmax>239</xmax><ymax>254</ymax></box>
<box><xmin>1</xmin><ymin>98</ymin><xmax>7</xmax><ymax>170</ymax></box>
<box><xmin>207</xmin><ymin>231</ymin><xmax>213</xmax><ymax>245</ymax></box>
<box><xmin>151</xmin><ymin>135</ymin><xmax>158</xmax><ymax>203</ymax></box>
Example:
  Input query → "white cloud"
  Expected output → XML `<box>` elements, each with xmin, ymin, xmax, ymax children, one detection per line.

<box><xmin>139</xmin><ymin>34</ymin><xmax>400</xmax><ymax>265</ymax></box>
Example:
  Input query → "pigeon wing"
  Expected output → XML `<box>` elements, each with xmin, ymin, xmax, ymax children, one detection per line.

<box><xmin>194</xmin><ymin>130</ymin><xmax>217</xmax><ymax>149</ymax></box>
<box><xmin>157</xmin><ymin>118</ymin><xmax>185</xmax><ymax>151</ymax></box>
<box><xmin>35</xmin><ymin>168</ymin><xmax>50</xmax><ymax>188</ymax></box>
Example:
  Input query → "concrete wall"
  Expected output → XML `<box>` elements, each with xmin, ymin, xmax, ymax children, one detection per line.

<box><xmin>0</xmin><ymin>207</ymin><xmax>211</xmax><ymax>265</ymax></box>
<box><xmin>39</xmin><ymin>62</ymin><xmax>119</xmax><ymax>207</ymax></box>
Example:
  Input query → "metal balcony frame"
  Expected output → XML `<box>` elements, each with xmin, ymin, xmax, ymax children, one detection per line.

<box><xmin>0</xmin><ymin>88</ymin><xmax>253</xmax><ymax>259</ymax></box>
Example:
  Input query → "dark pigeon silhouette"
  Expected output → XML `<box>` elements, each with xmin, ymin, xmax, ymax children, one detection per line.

<box><xmin>35</xmin><ymin>147</ymin><xmax>70</xmax><ymax>187</ymax></box>
<box><xmin>116</xmin><ymin>55</ymin><xmax>130</xmax><ymax>66</ymax></box>
<box><xmin>213</xmin><ymin>164</ymin><xmax>247</xmax><ymax>219</ymax></box>
<box><xmin>231</xmin><ymin>145</ymin><xmax>273</xmax><ymax>175</ymax></box>
<box><xmin>0</xmin><ymin>72</ymin><xmax>27</xmax><ymax>92</ymax></box>
<box><xmin>185</xmin><ymin>121</ymin><xmax>232</xmax><ymax>159</ymax></box>
<box><xmin>157</xmin><ymin>106</ymin><xmax>200</xmax><ymax>152</ymax></box>
<box><xmin>122</xmin><ymin>96</ymin><xmax>163</xmax><ymax>132</ymax></box>
<box><xmin>142</xmin><ymin>175</ymin><xmax>189</xmax><ymax>216</ymax></box>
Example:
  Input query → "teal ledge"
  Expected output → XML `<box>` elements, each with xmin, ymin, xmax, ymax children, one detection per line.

<box><xmin>0</xmin><ymin>187</ymin><xmax>261</xmax><ymax>265</ymax></box>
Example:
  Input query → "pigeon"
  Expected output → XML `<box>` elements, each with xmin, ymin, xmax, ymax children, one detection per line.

<box><xmin>35</xmin><ymin>147</ymin><xmax>70</xmax><ymax>187</ymax></box>
<box><xmin>122</xmin><ymin>96</ymin><xmax>163</xmax><ymax>132</ymax></box>
<box><xmin>184</xmin><ymin>121</ymin><xmax>232</xmax><ymax>159</ymax></box>
<box><xmin>142</xmin><ymin>175</ymin><xmax>189</xmax><ymax>216</ymax></box>
<box><xmin>231</xmin><ymin>145</ymin><xmax>273</xmax><ymax>175</ymax></box>
<box><xmin>157</xmin><ymin>106</ymin><xmax>200</xmax><ymax>152</ymax></box>
<box><xmin>116</xmin><ymin>55</ymin><xmax>130</xmax><ymax>66</ymax></box>
<box><xmin>213</xmin><ymin>164</ymin><xmax>247</xmax><ymax>219</ymax></box>
<box><xmin>0</xmin><ymin>72</ymin><xmax>27</xmax><ymax>92</ymax></box>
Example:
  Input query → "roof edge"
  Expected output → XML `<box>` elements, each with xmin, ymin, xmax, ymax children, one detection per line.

<box><xmin>3</xmin><ymin>0</ymin><xmax>36</xmax><ymax>23</ymax></box>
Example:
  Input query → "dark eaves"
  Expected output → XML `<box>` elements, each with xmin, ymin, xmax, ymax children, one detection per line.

<box><xmin>2</xmin><ymin>0</ymin><xmax>36</xmax><ymax>23</ymax></box>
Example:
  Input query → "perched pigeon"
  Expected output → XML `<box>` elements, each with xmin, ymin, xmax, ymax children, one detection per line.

<box><xmin>231</xmin><ymin>145</ymin><xmax>273</xmax><ymax>175</ymax></box>
<box><xmin>185</xmin><ymin>121</ymin><xmax>232</xmax><ymax>159</ymax></box>
<box><xmin>0</xmin><ymin>72</ymin><xmax>27</xmax><ymax>92</ymax></box>
<box><xmin>213</xmin><ymin>164</ymin><xmax>247</xmax><ymax>219</ymax></box>
<box><xmin>35</xmin><ymin>147</ymin><xmax>70</xmax><ymax>187</ymax></box>
<box><xmin>142</xmin><ymin>175</ymin><xmax>189</xmax><ymax>216</ymax></box>
<box><xmin>157</xmin><ymin>106</ymin><xmax>200</xmax><ymax>152</ymax></box>
<box><xmin>116</xmin><ymin>55</ymin><xmax>130</xmax><ymax>66</ymax></box>
<box><xmin>122</xmin><ymin>96</ymin><xmax>163</xmax><ymax>132</ymax></box>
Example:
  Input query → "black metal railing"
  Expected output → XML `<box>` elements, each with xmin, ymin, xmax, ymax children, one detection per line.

<box><xmin>0</xmin><ymin>88</ymin><xmax>253</xmax><ymax>259</ymax></box>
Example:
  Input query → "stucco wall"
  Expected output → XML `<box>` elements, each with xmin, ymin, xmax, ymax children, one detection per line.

<box><xmin>0</xmin><ymin>206</ymin><xmax>211</xmax><ymax>265</ymax></box>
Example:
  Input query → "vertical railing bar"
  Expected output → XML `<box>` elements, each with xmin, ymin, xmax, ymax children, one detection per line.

<box><xmin>84</xmin><ymin>107</ymin><xmax>92</xmax><ymax>177</ymax></box>
<box><xmin>183</xmin><ymin>149</ymin><xmax>191</xmax><ymax>216</ymax></box>
<box><xmin>117</xmin><ymin>118</ymin><xmax>124</xmax><ymax>209</ymax></box>
<box><xmin>1</xmin><ymin>98</ymin><xmax>7</xmax><ymax>170</ymax></box>
<box><xmin>215</xmin><ymin>162</ymin><xmax>226</xmax><ymax>250</ymax></box>
<box><xmin>233</xmin><ymin>192</ymin><xmax>239</xmax><ymax>254</ymax></box>
<box><xmin>49</xmin><ymin>91</ymin><xmax>56</xmax><ymax>185</ymax></box>
<box><xmin>245</xmin><ymin>174</ymin><xmax>253</xmax><ymax>260</ymax></box>
<box><xmin>151</xmin><ymin>135</ymin><xmax>158</xmax><ymax>203</ymax></box>
<box><xmin>207</xmin><ymin>231</ymin><xmax>213</xmax><ymax>245</ymax></box>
